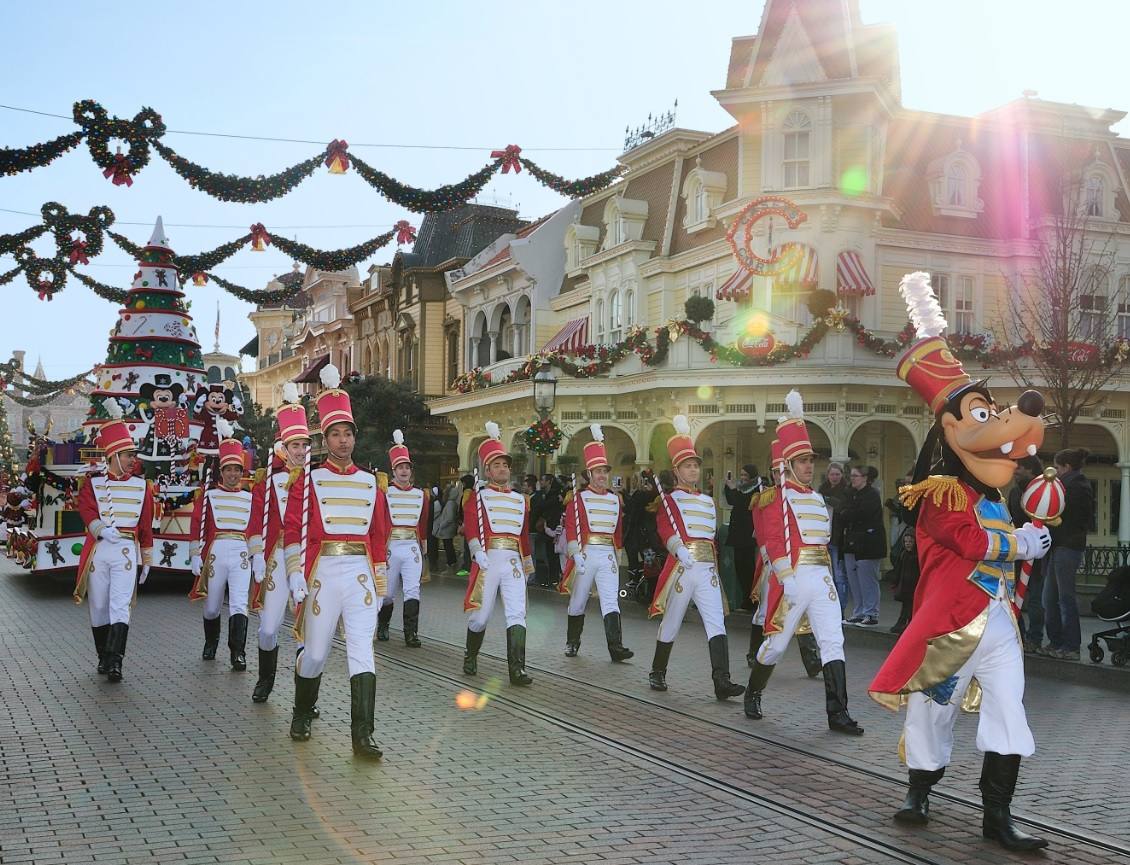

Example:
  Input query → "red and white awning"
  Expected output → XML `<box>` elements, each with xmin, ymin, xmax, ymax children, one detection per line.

<box><xmin>542</xmin><ymin>317</ymin><xmax>589</xmax><ymax>353</ymax></box>
<box><xmin>716</xmin><ymin>268</ymin><xmax>754</xmax><ymax>302</ymax></box>
<box><xmin>836</xmin><ymin>250</ymin><xmax>875</xmax><ymax>297</ymax></box>
<box><xmin>770</xmin><ymin>243</ymin><xmax>819</xmax><ymax>286</ymax></box>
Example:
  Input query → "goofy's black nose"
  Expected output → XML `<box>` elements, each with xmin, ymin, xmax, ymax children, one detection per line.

<box><xmin>1016</xmin><ymin>390</ymin><xmax>1045</xmax><ymax>418</ymax></box>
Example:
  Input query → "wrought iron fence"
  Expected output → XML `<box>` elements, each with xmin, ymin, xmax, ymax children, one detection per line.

<box><xmin>1080</xmin><ymin>546</ymin><xmax>1128</xmax><ymax>585</ymax></box>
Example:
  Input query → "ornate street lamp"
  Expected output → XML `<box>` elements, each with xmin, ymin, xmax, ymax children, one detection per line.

<box><xmin>533</xmin><ymin>362</ymin><xmax>557</xmax><ymax>418</ymax></box>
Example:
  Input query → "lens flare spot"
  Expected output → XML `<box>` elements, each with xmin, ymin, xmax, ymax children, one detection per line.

<box><xmin>455</xmin><ymin>690</ymin><xmax>479</xmax><ymax>710</ymax></box>
<box><xmin>696</xmin><ymin>385</ymin><xmax>714</xmax><ymax>400</ymax></box>
<box><xmin>741</xmin><ymin>312</ymin><xmax>770</xmax><ymax>337</ymax></box>
<box><xmin>839</xmin><ymin>166</ymin><xmax>868</xmax><ymax>197</ymax></box>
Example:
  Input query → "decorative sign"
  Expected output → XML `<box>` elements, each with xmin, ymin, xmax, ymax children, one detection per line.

<box><xmin>726</xmin><ymin>195</ymin><xmax>808</xmax><ymax>278</ymax></box>
<box><xmin>736</xmin><ymin>332</ymin><xmax>777</xmax><ymax>359</ymax></box>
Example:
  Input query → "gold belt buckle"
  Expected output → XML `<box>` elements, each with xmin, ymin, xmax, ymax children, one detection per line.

<box><xmin>321</xmin><ymin>541</ymin><xmax>368</xmax><ymax>557</ymax></box>
<box><xmin>586</xmin><ymin>534</ymin><xmax>615</xmax><ymax>547</ymax></box>
<box><xmin>488</xmin><ymin>537</ymin><xmax>520</xmax><ymax>552</ymax></box>
<box><xmin>389</xmin><ymin>527</ymin><xmax>417</xmax><ymax>541</ymax></box>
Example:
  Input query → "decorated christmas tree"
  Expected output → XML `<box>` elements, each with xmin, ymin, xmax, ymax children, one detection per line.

<box><xmin>0</xmin><ymin>397</ymin><xmax>14</xmax><ymax>478</ymax></box>
<box><xmin>84</xmin><ymin>217</ymin><xmax>206</xmax><ymax>480</ymax></box>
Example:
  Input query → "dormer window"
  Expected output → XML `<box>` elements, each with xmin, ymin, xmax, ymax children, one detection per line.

<box><xmin>564</xmin><ymin>221</ymin><xmax>600</xmax><ymax>271</ymax></box>
<box><xmin>928</xmin><ymin>143</ymin><xmax>983</xmax><ymax>219</ymax></box>
<box><xmin>1077</xmin><ymin>160</ymin><xmax>1117</xmax><ymax>220</ymax></box>
<box><xmin>1085</xmin><ymin>175</ymin><xmax>1103</xmax><ymax>217</ymax></box>
<box><xmin>680</xmin><ymin>157</ymin><xmax>728</xmax><ymax>234</ymax></box>
<box><xmin>601</xmin><ymin>196</ymin><xmax>648</xmax><ymax>251</ymax></box>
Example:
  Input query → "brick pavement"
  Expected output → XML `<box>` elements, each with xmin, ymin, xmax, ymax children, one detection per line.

<box><xmin>0</xmin><ymin>568</ymin><xmax>924</xmax><ymax>865</ymax></box>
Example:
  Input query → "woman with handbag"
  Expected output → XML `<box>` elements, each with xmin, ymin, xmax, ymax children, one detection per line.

<box><xmin>842</xmin><ymin>465</ymin><xmax>886</xmax><ymax>626</ymax></box>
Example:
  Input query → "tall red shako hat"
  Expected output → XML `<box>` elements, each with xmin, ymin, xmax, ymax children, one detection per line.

<box><xmin>775</xmin><ymin>390</ymin><xmax>815</xmax><ymax>462</ymax></box>
<box><xmin>896</xmin><ymin>272</ymin><xmax>974</xmax><ymax>415</ymax></box>
<box><xmin>95</xmin><ymin>397</ymin><xmax>136</xmax><ymax>462</ymax></box>
<box><xmin>584</xmin><ymin>423</ymin><xmax>610</xmax><ymax>471</ymax></box>
<box><xmin>315</xmin><ymin>364</ymin><xmax>353</xmax><ymax>434</ymax></box>
<box><xmin>217</xmin><ymin>418</ymin><xmax>244</xmax><ymax>469</ymax></box>
<box><xmin>389</xmin><ymin>429</ymin><xmax>411</xmax><ymax>469</ymax></box>
<box><xmin>666</xmin><ymin>415</ymin><xmax>698</xmax><ymax>467</ymax></box>
<box><xmin>276</xmin><ymin>381</ymin><xmax>310</xmax><ymax>445</ymax></box>
<box><xmin>769</xmin><ymin>438</ymin><xmax>784</xmax><ymax>474</ymax></box>
<box><xmin>478</xmin><ymin>421</ymin><xmax>510</xmax><ymax>467</ymax></box>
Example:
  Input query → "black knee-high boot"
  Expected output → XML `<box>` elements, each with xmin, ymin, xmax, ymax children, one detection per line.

<box><xmin>649</xmin><ymin>640</ymin><xmax>673</xmax><ymax>691</ymax></box>
<box><xmin>402</xmin><ymin>599</ymin><xmax>422</xmax><ymax>648</ymax></box>
<box><xmin>797</xmin><ymin>632</ymin><xmax>822</xmax><ymax>678</ymax></box>
<box><xmin>506</xmin><ymin>625</ymin><xmax>533</xmax><ymax>686</ymax></box>
<box><xmin>744</xmin><ymin>660</ymin><xmax>775</xmax><ymax>719</ymax></box>
<box><xmin>708</xmin><ymin>635</ymin><xmax>745</xmax><ymax>700</ymax></box>
<box><xmin>105</xmin><ymin>622</ymin><xmax>128</xmax><ymax>683</ymax></box>
<box><xmin>202</xmin><ymin>616</ymin><xmax>220</xmax><ymax>660</ymax></box>
<box><xmin>92</xmin><ymin>624</ymin><xmax>110</xmax><ymax>674</ymax></box>
<box><xmin>746</xmin><ymin>623</ymin><xmax>764</xmax><ymax>668</ymax></box>
<box><xmin>980</xmin><ymin>753</ymin><xmax>1047</xmax><ymax>851</ymax></box>
<box><xmin>463</xmin><ymin>628</ymin><xmax>485</xmax><ymax>675</ymax></box>
<box><xmin>290</xmin><ymin>673</ymin><xmax>321</xmax><ymax>741</ymax></box>
<box><xmin>252</xmin><ymin>646</ymin><xmax>278</xmax><ymax>702</ymax></box>
<box><xmin>564</xmin><ymin>614</ymin><xmax>584</xmax><ymax>657</ymax></box>
<box><xmin>603</xmin><ymin>612</ymin><xmax>633</xmax><ymax>662</ymax></box>
<box><xmin>894</xmin><ymin>767</ymin><xmax>945</xmax><ymax>825</ymax></box>
<box><xmin>350</xmin><ymin>672</ymin><xmax>383</xmax><ymax>759</ymax></box>
<box><xmin>376</xmin><ymin>602</ymin><xmax>393</xmax><ymax>642</ymax></box>
<box><xmin>823</xmin><ymin>659</ymin><xmax>864</xmax><ymax>735</ymax></box>
<box><xmin>228</xmin><ymin>613</ymin><xmax>248</xmax><ymax>671</ymax></box>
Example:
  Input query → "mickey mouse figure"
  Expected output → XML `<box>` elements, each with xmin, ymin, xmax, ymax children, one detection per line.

<box><xmin>192</xmin><ymin>381</ymin><xmax>244</xmax><ymax>480</ymax></box>
<box><xmin>138</xmin><ymin>373</ymin><xmax>189</xmax><ymax>480</ymax></box>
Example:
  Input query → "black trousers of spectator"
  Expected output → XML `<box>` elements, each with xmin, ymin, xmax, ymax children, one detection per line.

<box><xmin>732</xmin><ymin>544</ymin><xmax>757</xmax><ymax>610</ymax></box>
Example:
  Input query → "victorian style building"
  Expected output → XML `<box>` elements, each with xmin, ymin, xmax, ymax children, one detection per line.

<box><xmin>427</xmin><ymin>0</ymin><xmax>1130</xmax><ymax>556</ymax></box>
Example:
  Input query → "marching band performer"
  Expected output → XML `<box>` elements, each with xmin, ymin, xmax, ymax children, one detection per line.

<box><xmin>249</xmin><ymin>383</ymin><xmax>309</xmax><ymax>703</ymax></box>
<box><xmin>870</xmin><ymin>273</ymin><xmax>1051</xmax><ymax>851</ymax></box>
<box><xmin>647</xmin><ymin>415</ymin><xmax>744</xmax><ymax>701</ymax></box>
<box><xmin>746</xmin><ymin>391</ymin><xmax>863</xmax><ymax>735</ymax></box>
<box><xmin>559</xmin><ymin>424</ymin><xmax>633</xmax><ymax>662</ymax></box>
<box><xmin>376</xmin><ymin>429</ymin><xmax>429</xmax><ymax>648</ymax></box>
<box><xmin>283</xmin><ymin>364</ymin><xmax>389</xmax><ymax>758</ymax></box>
<box><xmin>189</xmin><ymin>422</ymin><xmax>264</xmax><ymax>672</ymax></box>
<box><xmin>74</xmin><ymin>398</ymin><xmax>155</xmax><ymax>682</ymax></box>
<box><xmin>462</xmin><ymin>421</ymin><xmax>536</xmax><ymax>686</ymax></box>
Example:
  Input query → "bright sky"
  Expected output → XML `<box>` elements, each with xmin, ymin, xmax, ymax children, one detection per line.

<box><xmin>2</xmin><ymin>0</ymin><xmax>1127</xmax><ymax>379</ymax></box>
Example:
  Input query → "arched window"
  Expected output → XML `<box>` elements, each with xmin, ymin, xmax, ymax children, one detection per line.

<box><xmin>595</xmin><ymin>298</ymin><xmax>605</xmax><ymax>343</ymax></box>
<box><xmin>497</xmin><ymin>305</ymin><xmax>514</xmax><ymax>361</ymax></box>
<box><xmin>782</xmin><ymin>111</ymin><xmax>811</xmax><ymax>189</ymax></box>
<box><xmin>693</xmin><ymin>184</ymin><xmax>709</xmax><ymax>223</ymax></box>
<box><xmin>624</xmin><ymin>288</ymin><xmax>635</xmax><ymax>329</ymax></box>
<box><xmin>608</xmin><ymin>290</ymin><xmax>622</xmax><ymax>343</ymax></box>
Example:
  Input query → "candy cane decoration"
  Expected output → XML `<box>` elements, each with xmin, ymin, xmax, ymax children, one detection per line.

<box><xmin>651</xmin><ymin>469</ymin><xmax>682</xmax><ymax>569</ymax></box>
<box><xmin>98</xmin><ymin>397</ymin><xmax>123</xmax><ymax>532</ymax></box>
<box><xmin>1017</xmin><ymin>466</ymin><xmax>1066</xmax><ymax>609</ymax></box>
<box><xmin>298</xmin><ymin>441</ymin><xmax>312</xmax><ymax>605</ymax></box>
<box><xmin>571</xmin><ymin>471</ymin><xmax>582</xmax><ymax>550</ymax></box>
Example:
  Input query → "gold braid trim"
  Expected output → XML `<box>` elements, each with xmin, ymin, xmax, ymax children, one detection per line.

<box><xmin>899</xmin><ymin>475</ymin><xmax>967</xmax><ymax>513</ymax></box>
<box><xmin>284</xmin><ymin>467</ymin><xmax>302</xmax><ymax>491</ymax></box>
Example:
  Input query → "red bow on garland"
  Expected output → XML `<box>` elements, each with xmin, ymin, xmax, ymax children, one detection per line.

<box><xmin>249</xmin><ymin>223</ymin><xmax>271</xmax><ymax>251</ymax></box>
<box><xmin>103</xmin><ymin>153</ymin><xmax>133</xmax><ymax>187</ymax></box>
<box><xmin>69</xmin><ymin>238</ymin><xmax>90</xmax><ymax>265</ymax></box>
<box><xmin>325</xmin><ymin>139</ymin><xmax>350</xmax><ymax>174</ymax></box>
<box><xmin>491</xmin><ymin>144</ymin><xmax>522</xmax><ymax>174</ymax></box>
<box><xmin>394</xmin><ymin>220</ymin><xmax>417</xmax><ymax>245</ymax></box>
<box><xmin>135</xmin><ymin>347</ymin><xmax>153</xmax><ymax>360</ymax></box>
<box><xmin>37</xmin><ymin>281</ymin><xmax>55</xmax><ymax>301</ymax></box>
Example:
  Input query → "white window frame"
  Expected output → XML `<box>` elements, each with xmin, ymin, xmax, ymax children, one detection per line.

<box><xmin>608</xmin><ymin>290</ymin><xmax>622</xmax><ymax>344</ymax></box>
<box><xmin>595</xmin><ymin>298</ymin><xmax>606</xmax><ymax>343</ymax></box>
<box><xmin>1080</xmin><ymin>269</ymin><xmax>1110</xmax><ymax>342</ymax></box>
<box><xmin>1084</xmin><ymin>174</ymin><xmax>1104</xmax><ymax>218</ymax></box>
<box><xmin>1118</xmin><ymin>276</ymin><xmax>1130</xmax><ymax>341</ymax></box>
<box><xmin>782</xmin><ymin>111</ymin><xmax>812</xmax><ymax>190</ymax></box>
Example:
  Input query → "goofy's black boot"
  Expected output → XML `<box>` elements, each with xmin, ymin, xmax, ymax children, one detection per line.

<box><xmin>797</xmin><ymin>632</ymin><xmax>822</xmax><ymax>678</ymax></box>
<box><xmin>252</xmin><ymin>646</ymin><xmax>278</xmax><ymax>703</ymax></box>
<box><xmin>708</xmin><ymin>635</ymin><xmax>745</xmax><ymax>700</ymax></box>
<box><xmin>402</xmin><ymin>599</ymin><xmax>422</xmax><ymax>648</ymax></box>
<box><xmin>105</xmin><ymin>622</ymin><xmax>128</xmax><ymax>683</ymax></box>
<box><xmin>290</xmin><ymin>673</ymin><xmax>321</xmax><ymax>741</ymax></box>
<box><xmin>506</xmin><ymin>625</ymin><xmax>533</xmax><ymax>686</ymax></box>
<box><xmin>894</xmin><ymin>767</ymin><xmax>945</xmax><ymax>825</ymax></box>
<box><xmin>980</xmin><ymin>752</ymin><xmax>1048</xmax><ymax>851</ymax></box>
<box><xmin>744</xmin><ymin>660</ymin><xmax>775</xmax><ymax>719</ymax></box>
<box><xmin>746</xmin><ymin>623</ymin><xmax>764</xmax><ymax>668</ymax></box>
<box><xmin>823</xmin><ymin>659</ymin><xmax>864</xmax><ymax>735</ymax></box>
<box><xmin>376</xmin><ymin>602</ymin><xmax>393</xmax><ymax>642</ymax></box>
<box><xmin>603</xmin><ymin>612</ymin><xmax>634</xmax><ymax>662</ymax></box>
<box><xmin>228</xmin><ymin>613</ymin><xmax>248</xmax><ymax>671</ymax></box>
<box><xmin>92</xmin><ymin>624</ymin><xmax>110</xmax><ymax>674</ymax></box>
<box><xmin>350</xmin><ymin>672</ymin><xmax>383</xmax><ymax>760</ymax></box>
<box><xmin>564</xmin><ymin>614</ymin><xmax>584</xmax><ymax>657</ymax></box>
<box><xmin>463</xmin><ymin>628</ymin><xmax>485</xmax><ymax>675</ymax></box>
<box><xmin>202</xmin><ymin>616</ymin><xmax>220</xmax><ymax>660</ymax></box>
<box><xmin>649</xmin><ymin>640</ymin><xmax>673</xmax><ymax>691</ymax></box>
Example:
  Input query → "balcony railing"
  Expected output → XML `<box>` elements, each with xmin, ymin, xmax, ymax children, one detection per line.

<box><xmin>1079</xmin><ymin>546</ymin><xmax>1128</xmax><ymax>588</ymax></box>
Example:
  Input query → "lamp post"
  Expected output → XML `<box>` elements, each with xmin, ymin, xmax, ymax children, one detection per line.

<box><xmin>532</xmin><ymin>361</ymin><xmax>558</xmax><ymax>475</ymax></box>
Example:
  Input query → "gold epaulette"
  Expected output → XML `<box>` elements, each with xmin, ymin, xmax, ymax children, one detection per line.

<box><xmin>377</xmin><ymin>471</ymin><xmax>389</xmax><ymax>493</ymax></box>
<box><xmin>899</xmin><ymin>475</ymin><xmax>968</xmax><ymax>513</ymax></box>
<box><xmin>252</xmin><ymin>468</ymin><xmax>266</xmax><ymax>485</ymax></box>
<box><xmin>757</xmin><ymin>488</ymin><xmax>777</xmax><ymax>509</ymax></box>
<box><xmin>645</xmin><ymin>497</ymin><xmax>660</xmax><ymax>514</ymax></box>
<box><xmin>563</xmin><ymin>490</ymin><xmax>574</xmax><ymax>507</ymax></box>
<box><xmin>284</xmin><ymin>467</ymin><xmax>302</xmax><ymax>491</ymax></box>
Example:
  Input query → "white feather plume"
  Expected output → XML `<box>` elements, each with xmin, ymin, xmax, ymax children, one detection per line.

<box><xmin>899</xmin><ymin>271</ymin><xmax>948</xmax><ymax>338</ymax></box>
<box><xmin>673</xmin><ymin>414</ymin><xmax>690</xmax><ymax>436</ymax></box>
<box><xmin>319</xmin><ymin>363</ymin><xmax>341</xmax><ymax>389</ymax></box>
<box><xmin>485</xmin><ymin>421</ymin><xmax>501</xmax><ymax>441</ymax></box>
<box><xmin>102</xmin><ymin>397</ymin><xmax>123</xmax><ymax>420</ymax></box>
<box><xmin>393</xmin><ymin>429</ymin><xmax>404</xmax><ymax>445</ymax></box>
<box><xmin>216</xmin><ymin>417</ymin><xmax>234</xmax><ymax>440</ymax></box>
<box><xmin>281</xmin><ymin>382</ymin><xmax>299</xmax><ymax>404</ymax></box>
<box><xmin>785</xmin><ymin>389</ymin><xmax>804</xmax><ymax>419</ymax></box>
<box><xmin>589</xmin><ymin>423</ymin><xmax>604</xmax><ymax>443</ymax></box>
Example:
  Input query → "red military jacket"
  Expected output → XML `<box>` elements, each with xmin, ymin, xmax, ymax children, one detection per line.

<box><xmin>462</xmin><ymin>484</ymin><xmax>533</xmax><ymax>611</ymax></box>
<box><xmin>248</xmin><ymin>465</ymin><xmax>296</xmax><ymax>611</ymax></box>
<box><xmin>759</xmin><ymin>480</ymin><xmax>827</xmax><ymax>636</ymax></box>
<box><xmin>187</xmin><ymin>482</ymin><xmax>264</xmax><ymax>600</ymax></box>
<box><xmin>557</xmin><ymin>487</ymin><xmax>624</xmax><ymax>595</ymax></box>
<box><xmin>73</xmin><ymin>472</ymin><xmax>155</xmax><ymax>603</ymax></box>
<box><xmin>869</xmin><ymin>476</ymin><xmax>1022</xmax><ymax>710</ymax></box>
<box><xmin>648</xmin><ymin>486</ymin><xmax>718</xmax><ymax>619</ymax></box>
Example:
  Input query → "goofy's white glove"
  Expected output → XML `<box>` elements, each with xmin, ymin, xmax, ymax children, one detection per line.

<box><xmin>1014</xmin><ymin>523</ymin><xmax>1052</xmax><ymax>561</ymax></box>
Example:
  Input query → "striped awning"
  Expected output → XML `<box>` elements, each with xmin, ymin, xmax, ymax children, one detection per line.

<box><xmin>716</xmin><ymin>268</ymin><xmax>754</xmax><ymax>302</ymax></box>
<box><xmin>836</xmin><ymin>250</ymin><xmax>875</xmax><ymax>297</ymax></box>
<box><xmin>294</xmin><ymin>353</ymin><xmax>329</xmax><ymax>383</ymax></box>
<box><xmin>769</xmin><ymin>243</ymin><xmax>819</xmax><ymax>286</ymax></box>
<box><xmin>542</xmin><ymin>317</ymin><xmax>589</xmax><ymax>353</ymax></box>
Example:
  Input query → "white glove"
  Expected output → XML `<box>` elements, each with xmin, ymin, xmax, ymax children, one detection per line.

<box><xmin>780</xmin><ymin>574</ymin><xmax>799</xmax><ymax>602</ymax></box>
<box><xmin>99</xmin><ymin>526</ymin><xmax>122</xmax><ymax>542</ymax></box>
<box><xmin>1014</xmin><ymin>523</ymin><xmax>1052</xmax><ymax>561</ymax></box>
<box><xmin>251</xmin><ymin>553</ymin><xmax>266</xmax><ymax>583</ymax></box>
<box><xmin>139</xmin><ymin>565</ymin><xmax>150</xmax><ymax>585</ymax></box>
<box><xmin>573</xmin><ymin>553</ymin><xmax>586</xmax><ymax>572</ymax></box>
<box><xmin>288</xmin><ymin>572</ymin><xmax>307</xmax><ymax>604</ymax></box>
<box><xmin>675</xmin><ymin>545</ymin><xmax>694</xmax><ymax>568</ymax></box>
<box><xmin>473</xmin><ymin>550</ymin><xmax>490</xmax><ymax>571</ymax></box>
<box><xmin>190</xmin><ymin>555</ymin><xmax>203</xmax><ymax>577</ymax></box>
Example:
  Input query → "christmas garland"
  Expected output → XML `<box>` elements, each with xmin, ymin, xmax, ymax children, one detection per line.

<box><xmin>523</xmin><ymin>417</ymin><xmax>564</xmax><ymax>455</ymax></box>
<box><xmin>33</xmin><ymin>466</ymin><xmax>81</xmax><ymax>494</ymax></box>
<box><xmin>0</xmin><ymin>362</ymin><xmax>93</xmax><ymax>393</ymax></box>
<box><xmin>68</xmin><ymin>269</ymin><xmax>128</xmax><ymax>303</ymax></box>
<box><xmin>1</xmin><ymin>101</ymin><xmax>625</xmax><ymax>210</ymax></box>
<box><xmin>208</xmin><ymin>273</ymin><xmax>306</xmax><ymax>304</ymax></box>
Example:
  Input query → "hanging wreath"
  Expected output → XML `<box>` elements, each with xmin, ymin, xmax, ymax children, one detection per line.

<box><xmin>523</xmin><ymin>418</ymin><xmax>564</xmax><ymax>455</ymax></box>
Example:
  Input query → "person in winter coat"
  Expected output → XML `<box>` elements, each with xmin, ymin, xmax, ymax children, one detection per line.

<box><xmin>432</xmin><ymin>482</ymin><xmax>460</xmax><ymax>570</ymax></box>
<box><xmin>1041</xmin><ymin>447</ymin><xmax>1093</xmax><ymax>661</ymax></box>
<box><xmin>889</xmin><ymin>531</ymin><xmax>919</xmax><ymax>634</ymax></box>
<box><xmin>724</xmin><ymin>464</ymin><xmax>760</xmax><ymax>610</ymax></box>
<box><xmin>841</xmin><ymin>465</ymin><xmax>886</xmax><ymax>626</ymax></box>
<box><xmin>818</xmin><ymin>463</ymin><xmax>850</xmax><ymax>615</ymax></box>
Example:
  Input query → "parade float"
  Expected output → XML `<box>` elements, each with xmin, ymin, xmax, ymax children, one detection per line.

<box><xmin>27</xmin><ymin>218</ymin><xmax>241</xmax><ymax>580</ymax></box>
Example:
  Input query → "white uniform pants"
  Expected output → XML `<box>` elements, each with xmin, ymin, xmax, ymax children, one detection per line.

<box><xmin>467</xmin><ymin>547</ymin><xmax>527</xmax><ymax>632</ymax></box>
<box><xmin>756</xmin><ymin>564</ymin><xmax>844</xmax><ymax>666</ymax></box>
<box><xmin>87</xmin><ymin>538</ymin><xmax>136</xmax><ymax>627</ymax></box>
<box><xmin>296</xmin><ymin>554</ymin><xmax>378</xmax><ymax>678</ymax></box>
<box><xmin>567</xmin><ymin>544</ymin><xmax>621</xmax><ymax>617</ymax></box>
<box><xmin>752</xmin><ymin>552</ymin><xmax>771</xmax><ymax>627</ymax></box>
<box><xmin>657</xmin><ymin>559</ymin><xmax>726</xmax><ymax>643</ymax></box>
<box><xmin>903</xmin><ymin>600</ymin><xmax>1034</xmax><ymax>770</ymax></box>
<box><xmin>383</xmin><ymin>539</ymin><xmax>422</xmax><ymax>605</ymax></box>
<box><xmin>257</xmin><ymin>550</ymin><xmax>291</xmax><ymax>651</ymax></box>
<box><xmin>202</xmin><ymin>538</ymin><xmax>251</xmax><ymax>620</ymax></box>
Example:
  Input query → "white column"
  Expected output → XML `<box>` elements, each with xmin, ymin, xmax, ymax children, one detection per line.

<box><xmin>1118</xmin><ymin>462</ymin><xmax>1130</xmax><ymax>545</ymax></box>
<box><xmin>469</xmin><ymin>337</ymin><xmax>480</xmax><ymax>370</ymax></box>
<box><xmin>488</xmin><ymin>330</ymin><xmax>500</xmax><ymax>365</ymax></box>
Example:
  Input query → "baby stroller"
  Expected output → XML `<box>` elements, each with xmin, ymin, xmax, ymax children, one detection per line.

<box><xmin>621</xmin><ymin>545</ymin><xmax>665</xmax><ymax>606</ymax></box>
<box><xmin>1087</xmin><ymin>565</ymin><xmax>1130</xmax><ymax>667</ymax></box>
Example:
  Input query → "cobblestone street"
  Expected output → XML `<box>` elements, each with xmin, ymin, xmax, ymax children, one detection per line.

<box><xmin>1</xmin><ymin>567</ymin><xmax>1127</xmax><ymax>865</ymax></box>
